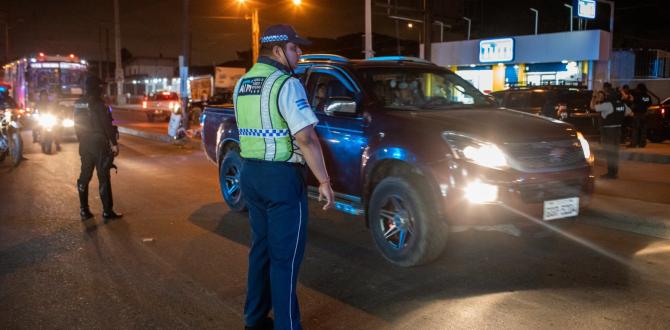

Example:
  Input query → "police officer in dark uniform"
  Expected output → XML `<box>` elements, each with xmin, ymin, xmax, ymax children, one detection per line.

<box><xmin>592</xmin><ymin>88</ymin><xmax>626</xmax><ymax>179</ymax></box>
<box><xmin>629</xmin><ymin>83</ymin><xmax>653</xmax><ymax>148</ymax></box>
<box><xmin>74</xmin><ymin>75</ymin><xmax>122</xmax><ymax>222</ymax></box>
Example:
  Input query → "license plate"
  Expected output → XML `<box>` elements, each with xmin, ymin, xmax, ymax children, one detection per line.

<box><xmin>543</xmin><ymin>197</ymin><xmax>579</xmax><ymax>221</ymax></box>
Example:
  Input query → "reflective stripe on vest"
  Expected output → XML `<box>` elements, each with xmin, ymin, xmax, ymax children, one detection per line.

<box><xmin>235</xmin><ymin>63</ymin><xmax>293</xmax><ymax>161</ymax></box>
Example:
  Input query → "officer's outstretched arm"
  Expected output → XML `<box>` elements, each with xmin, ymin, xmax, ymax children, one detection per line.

<box><xmin>294</xmin><ymin>126</ymin><xmax>334</xmax><ymax>210</ymax></box>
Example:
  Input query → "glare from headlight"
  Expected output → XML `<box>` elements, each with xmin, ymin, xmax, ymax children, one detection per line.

<box><xmin>464</xmin><ymin>180</ymin><xmax>499</xmax><ymax>204</ymax></box>
<box><xmin>462</xmin><ymin>144</ymin><xmax>508</xmax><ymax>169</ymax></box>
<box><xmin>39</xmin><ymin>114</ymin><xmax>57</xmax><ymax>128</ymax></box>
<box><xmin>576</xmin><ymin>131</ymin><xmax>592</xmax><ymax>161</ymax></box>
<box><xmin>62</xmin><ymin>118</ymin><xmax>75</xmax><ymax>128</ymax></box>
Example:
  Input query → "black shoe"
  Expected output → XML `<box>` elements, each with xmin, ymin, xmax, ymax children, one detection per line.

<box><xmin>80</xmin><ymin>208</ymin><xmax>94</xmax><ymax>221</ymax></box>
<box><xmin>626</xmin><ymin>145</ymin><xmax>636</xmax><ymax>148</ymax></box>
<box><xmin>102</xmin><ymin>211</ymin><xmax>123</xmax><ymax>223</ymax></box>
<box><xmin>245</xmin><ymin>317</ymin><xmax>274</xmax><ymax>330</ymax></box>
<box><xmin>599</xmin><ymin>173</ymin><xmax>617</xmax><ymax>180</ymax></box>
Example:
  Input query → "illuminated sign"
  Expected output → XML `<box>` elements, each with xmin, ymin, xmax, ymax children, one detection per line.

<box><xmin>576</xmin><ymin>0</ymin><xmax>596</xmax><ymax>19</ymax></box>
<box><xmin>479</xmin><ymin>38</ymin><xmax>514</xmax><ymax>63</ymax></box>
<box><xmin>30</xmin><ymin>62</ymin><xmax>59</xmax><ymax>69</ymax></box>
<box><xmin>60</xmin><ymin>63</ymin><xmax>85</xmax><ymax>70</ymax></box>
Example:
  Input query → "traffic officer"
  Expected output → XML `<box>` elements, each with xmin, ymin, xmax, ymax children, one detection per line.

<box><xmin>591</xmin><ymin>89</ymin><xmax>625</xmax><ymax>179</ymax></box>
<box><xmin>234</xmin><ymin>24</ymin><xmax>334</xmax><ymax>330</ymax></box>
<box><xmin>74</xmin><ymin>75</ymin><xmax>122</xmax><ymax>222</ymax></box>
<box><xmin>629</xmin><ymin>83</ymin><xmax>653</xmax><ymax>148</ymax></box>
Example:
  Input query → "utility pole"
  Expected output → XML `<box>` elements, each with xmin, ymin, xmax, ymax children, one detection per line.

<box><xmin>364</xmin><ymin>0</ymin><xmax>374</xmax><ymax>59</ymax></box>
<box><xmin>250</xmin><ymin>8</ymin><xmax>259</xmax><ymax>64</ymax></box>
<box><xmin>530</xmin><ymin>8</ymin><xmax>539</xmax><ymax>35</ymax></box>
<box><xmin>597</xmin><ymin>0</ymin><xmax>615</xmax><ymax>82</ymax></box>
<box><xmin>98</xmin><ymin>25</ymin><xmax>104</xmax><ymax>79</ymax></box>
<box><xmin>113</xmin><ymin>0</ymin><xmax>124</xmax><ymax>104</ymax></box>
<box><xmin>180</xmin><ymin>0</ymin><xmax>190</xmax><ymax>129</ymax></box>
<box><xmin>422</xmin><ymin>0</ymin><xmax>432</xmax><ymax>61</ymax></box>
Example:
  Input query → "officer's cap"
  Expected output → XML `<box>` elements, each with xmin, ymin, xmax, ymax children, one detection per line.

<box><xmin>260</xmin><ymin>24</ymin><xmax>311</xmax><ymax>46</ymax></box>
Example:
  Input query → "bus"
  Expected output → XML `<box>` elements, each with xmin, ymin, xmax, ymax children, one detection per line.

<box><xmin>1</xmin><ymin>53</ymin><xmax>88</xmax><ymax>112</ymax></box>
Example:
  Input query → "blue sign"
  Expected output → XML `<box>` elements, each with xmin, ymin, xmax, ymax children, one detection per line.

<box><xmin>479</xmin><ymin>38</ymin><xmax>514</xmax><ymax>63</ymax></box>
<box><xmin>575</xmin><ymin>0</ymin><xmax>596</xmax><ymax>19</ymax></box>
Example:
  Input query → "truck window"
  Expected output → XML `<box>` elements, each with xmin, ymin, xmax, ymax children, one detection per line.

<box><xmin>306</xmin><ymin>72</ymin><xmax>355</xmax><ymax>114</ymax></box>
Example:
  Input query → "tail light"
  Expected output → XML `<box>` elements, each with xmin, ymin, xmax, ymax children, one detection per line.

<box><xmin>142</xmin><ymin>101</ymin><xmax>147</xmax><ymax>108</ymax></box>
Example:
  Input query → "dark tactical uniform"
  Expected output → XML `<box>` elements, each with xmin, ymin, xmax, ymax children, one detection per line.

<box><xmin>600</xmin><ymin>93</ymin><xmax>626</xmax><ymax>178</ymax></box>
<box><xmin>74</xmin><ymin>76</ymin><xmax>121</xmax><ymax>221</ymax></box>
<box><xmin>630</xmin><ymin>85</ymin><xmax>653</xmax><ymax>148</ymax></box>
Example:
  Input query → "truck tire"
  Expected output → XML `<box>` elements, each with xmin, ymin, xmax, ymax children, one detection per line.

<box><xmin>647</xmin><ymin>128</ymin><xmax>665</xmax><ymax>143</ymax></box>
<box><xmin>219</xmin><ymin>150</ymin><xmax>246</xmax><ymax>212</ymax></box>
<box><xmin>368</xmin><ymin>176</ymin><xmax>447</xmax><ymax>267</ymax></box>
<box><xmin>9</xmin><ymin>131</ymin><xmax>23</xmax><ymax>166</ymax></box>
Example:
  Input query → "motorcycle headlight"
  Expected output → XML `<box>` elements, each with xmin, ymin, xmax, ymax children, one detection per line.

<box><xmin>39</xmin><ymin>114</ymin><xmax>58</xmax><ymax>128</ymax></box>
<box><xmin>442</xmin><ymin>132</ymin><xmax>509</xmax><ymax>169</ymax></box>
<box><xmin>62</xmin><ymin>118</ymin><xmax>75</xmax><ymax>128</ymax></box>
<box><xmin>576</xmin><ymin>131</ymin><xmax>593</xmax><ymax>162</ymax></box>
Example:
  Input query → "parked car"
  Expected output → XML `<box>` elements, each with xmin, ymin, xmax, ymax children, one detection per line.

<box><xmin>188</xmin><ymin>91</ymin><xmax>233</xmax><ymax>126</ymax></box>
<box><xmin>491</xmin><ymin>86</ymin><xmax>600</xmax><ymax>139</ymax></box>
<box><xmin>647</xmin><ymin>97</ymin><xmax>670</xmax><ymax>143</ymax></box>
<box><xmin>202</xmin><ymin>55</ymin><xmax>595</xmax><ymax>267</ymax></box>
<box><xmin>142</xmin><ymin>91</ymin><xmax>180</xmax><ymax>122</ymax></box>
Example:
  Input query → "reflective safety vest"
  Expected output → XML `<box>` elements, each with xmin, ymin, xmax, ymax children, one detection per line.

<box><xmin>234</xmin><ymin>63</ymin><xmax>293</xmax><ymax>161</ymax></box>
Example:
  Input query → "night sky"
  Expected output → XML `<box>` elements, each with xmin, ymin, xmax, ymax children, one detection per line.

<box><xmin>4</xmin><ymin>0</ymin><xmax>670</xmax><ymax>66</ymax></box>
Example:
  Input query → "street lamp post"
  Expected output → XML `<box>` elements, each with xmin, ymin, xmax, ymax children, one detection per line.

<box><xmin>463</xmin><ymin>16</ymin><xmax>471</xmax><ymax>40</ymax></box>
<box><xmin>564</xmin><ymin>4</ymin><xmax>573</xmax><ymax>32</ymax></box>
<box><xmin>597</xmin><ymin>0</ymin><xmax>615</xmax><ymax>82</ymax></box>
<box><xmin>529</xmin><ymin>8</ymin><xmax>539</xmax><ymax>35</ymax></box>
<box><xmin>237</xmin><ymin>0</ymin><xmax>300</xmax><ymax>64</ymax></box>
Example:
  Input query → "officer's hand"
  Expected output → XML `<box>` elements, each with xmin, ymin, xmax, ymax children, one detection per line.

<box><xmin>318</xmin><ymin>182</ymin><xmax>334</xmax><ymax>210</ymax></box>
<box><xmin>111</xmin><ymin>145</ymin><xmax>119</xmax><ymax>157</ymax></box>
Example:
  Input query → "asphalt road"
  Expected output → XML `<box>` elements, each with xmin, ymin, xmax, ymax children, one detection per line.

<box><xmin>1</xmin><ymin>133</ymin><xmax>669</xmax><ymax>329</ymax></box>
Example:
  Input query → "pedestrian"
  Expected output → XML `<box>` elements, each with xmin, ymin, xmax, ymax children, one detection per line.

<box><xmin>591</xmin><ymin>88</ymin><xmax>625</xmax><ymax>179</ymax></box>
<box><xmin>234</xmin><ymin>24</ymin><xmax>334</xmax><ymax>330</ymax></box>
<box><xmin>629</xmin><ymin>83</ymin><xmax>653</xmax><ymax>148</ymax></box>
<box><xmin>74</xmin><ymin>75</ymin><xmax>123</xmax><ymax>222</ymax></box>
<box><xmin>618</xmin><ymin>85</ymin><xmax>634</xmax><ymax>144</ymax></box>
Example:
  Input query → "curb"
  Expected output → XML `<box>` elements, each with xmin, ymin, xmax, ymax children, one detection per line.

<box><xmin>580</xmin><ymin>207</ymin><xmax>670</xmax><ymax>240</ymax></box>
<box><xmin>118</xmin><ymin>126</ymin><xmax>203</xmax><ymax>150</ymax></box>
<box><xmin>592</xmin><ymin>146</ymin><xmax>670</xmax><ymax>164</ymax></box>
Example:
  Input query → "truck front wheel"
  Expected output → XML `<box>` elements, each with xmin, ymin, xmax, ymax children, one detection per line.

<box><xmin>368</xmin><ymin>176</ymin><xmax>447</xmax><ymax>267</ymax></box>
<box><xmin>219</xmin><ymin>150</ymin><xmax>247</xmax><ymax>212</ymax></box>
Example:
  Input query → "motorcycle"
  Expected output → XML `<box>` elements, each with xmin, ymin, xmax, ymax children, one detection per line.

<box><xmin>34</xmin><ymin>112</ymin><xmax>69</xmax><ymax>154</ymax></box>
<box><xmin>0</xmin><ymin>108</ymin><xmax>24</xmax><ymax>166</ymax></box>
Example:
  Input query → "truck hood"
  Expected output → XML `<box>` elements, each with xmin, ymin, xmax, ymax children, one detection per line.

<box><xmin>383</xmin><ymin>107</ymin><xmax>577</xmax><ymax>143</ymax></box>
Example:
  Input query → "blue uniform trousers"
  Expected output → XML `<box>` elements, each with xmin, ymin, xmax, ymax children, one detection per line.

<box><xmin>241</xmin><ymin>159</ymin><xmax>308</xmax><ymax>330</ymax></box>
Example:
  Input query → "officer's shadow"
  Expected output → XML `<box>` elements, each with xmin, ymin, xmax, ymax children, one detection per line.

<box><xmin>188</xmin><ymin>202</ymin><xmax>658</xmax><ymax>325</ymax></box>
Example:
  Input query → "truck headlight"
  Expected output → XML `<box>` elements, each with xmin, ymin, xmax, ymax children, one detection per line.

<box><xmin>62</xmin><ymin>118</ymin><xmax>75</xmax><ymax>128</ymax></box>
<box><xmin>39</xmin><ymin>114</ymin><xmax>57</xmax><ymax>128</ymax></box>
<box><xmin>576</xmin><ymin>131</ymin><xmax>592</xmax><ymax>162</ymax></box>
<box><xmin>464</xmin><ymin>180</ymin><xmax>499</xmax><ymax>204</ymax></box>
<box><xmin>443</xmin><ymin>132</ymin><xmax>509</xmax><ymax>169</ymax></box>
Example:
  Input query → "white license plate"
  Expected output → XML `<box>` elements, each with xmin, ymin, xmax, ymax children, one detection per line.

<box><xmin>543</xmin><ymin>197</ymin><xmax>579</xmax><ymax>221</ymax></box>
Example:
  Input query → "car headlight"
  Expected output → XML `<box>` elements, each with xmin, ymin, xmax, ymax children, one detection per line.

<box><xmin>576</xmin><ymin>131</ymin><xmax>593</xmax><ymax>162</ymax></box>
<box><xmin>442</xmin><ymin>132</ymin><xmax>509</xmax><ymax>169</ymax></box>
<box><xmin>62</xmin><ymin>118</ymin><xmax>75</xmax><ymax>128</ymax></box>
<box><xmin>39</xmin><ymin>114</ymin><xmax>58</xmax><ymax>128</ymax></box>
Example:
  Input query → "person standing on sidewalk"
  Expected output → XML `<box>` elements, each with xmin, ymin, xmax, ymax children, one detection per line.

<box><xmin>234</xmin><ymin>24</ymin><xmax>334</xmax><ymax>330</ymax></box>
<box><xmin>74</xmin><ymin>75</ymin><xmax>123</xmax><ymax>222</ymax></box>
<box><xmin>591</xmin><ymin>89</ymin><xmax>625</xmax><ymax>179</ymax></box>
<box><xmin>629</xmin><ymin>83</ymin><xmax>653</xmax><ymax>148</ymax></box>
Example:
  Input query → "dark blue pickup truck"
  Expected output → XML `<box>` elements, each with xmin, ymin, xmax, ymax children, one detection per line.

<box><xmin>202</xmin><ymin>55</ymin><xmax>595</xmax><ymax>267</ymax></box>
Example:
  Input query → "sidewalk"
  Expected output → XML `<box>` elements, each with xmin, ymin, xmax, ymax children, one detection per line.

<box><xmin>113</xmin><ymin>110</ymin><xmax>670</xmax><ymax>240</ymax></box>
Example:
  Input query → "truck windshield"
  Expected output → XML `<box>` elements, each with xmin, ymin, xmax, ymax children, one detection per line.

<box><xmin>359</xmin><ymin>68</ymin><xmax>495</xmax><ymax>110</ymax></box>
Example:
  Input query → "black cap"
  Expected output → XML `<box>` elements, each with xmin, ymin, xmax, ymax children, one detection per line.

<box><xmin>260</xmin><ymin>24</ymin><xmax>311</xmax><ymax>46</ymax></box>
<box><xmin>85</xmin><ymin>75</ymin><xmax>103</xmax><ymax>95</ymax></box>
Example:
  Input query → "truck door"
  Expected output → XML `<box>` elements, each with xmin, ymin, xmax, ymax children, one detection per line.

<box><xmin>304</xmin><ymin>67</ymin><xmax>368</xmax><ymax>196</ymax></box>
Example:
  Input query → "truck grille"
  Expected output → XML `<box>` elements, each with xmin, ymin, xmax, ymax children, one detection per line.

<box><xmin>517</xmin><ymin>179</ymin><xmax>584</xmax><ymax>203</ymax></box>
<box><xmin>504</xmin><ymin>140</ymin><xmax>586</xmax><ymax>172</ymax></box>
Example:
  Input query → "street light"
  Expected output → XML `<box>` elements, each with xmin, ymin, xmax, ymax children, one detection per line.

<box><xmin>563</xmin><ymin>4</ymin><xmax>574</xmax><ymax>32</ymax></box>
<box><xmin>529</xmin><ymin>8</ymin><xmax>539</xmax><ymax>35</ymax></box>
<box><xmin>463</xmin><ymin>16</ymin><xmax>472</xmax><ymax>40</ymax></box>
<box><xmin>235</xmin><ymin>0</ymin><xmax>302</xmax><ymax>64</ymax></box>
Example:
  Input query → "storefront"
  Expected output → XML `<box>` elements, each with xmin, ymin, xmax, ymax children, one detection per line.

<box><xmin>430</xmin><ymin>30</ymin><xmax>611</xmax><ymax>93</ymax></box>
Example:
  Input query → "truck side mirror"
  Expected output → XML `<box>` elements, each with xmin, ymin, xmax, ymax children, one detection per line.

<box><xmin>325</xmin><ymin>96</ymin><xmax>357</xmax><ymax>116</ymax></box>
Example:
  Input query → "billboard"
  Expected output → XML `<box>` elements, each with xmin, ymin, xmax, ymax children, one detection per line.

<box><xmin>214</xmin><ymin>67</ymin><xmax>246</xmax><ymax>89</ymax></box>
<box><xmin>575</xmin><ymin>0</ymin><xmax>596</xmax><ymax>19</ymax></box>
<box><xmin>479</xmin><ymin>38</ymin><xmax>514</xmax><ymax>63</ymax></box>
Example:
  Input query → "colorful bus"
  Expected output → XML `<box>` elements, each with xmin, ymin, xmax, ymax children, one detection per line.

<box><xmin>1</xmin><ymin>53</ymin><xmax>88</xmax><ymax>111</ymax></box>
